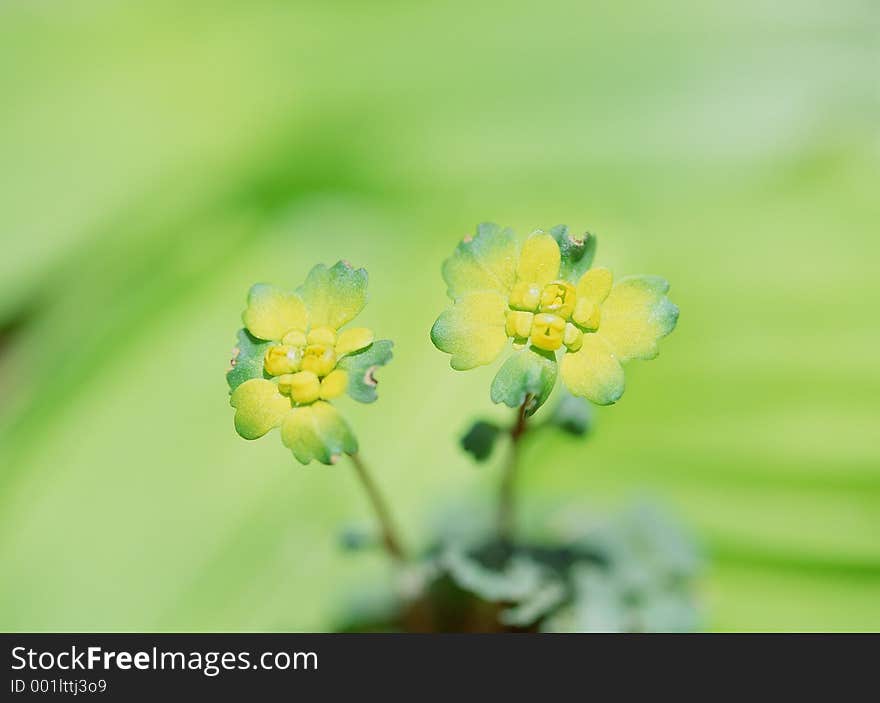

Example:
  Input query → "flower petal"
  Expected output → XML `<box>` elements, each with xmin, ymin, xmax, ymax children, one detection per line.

<box><xmin>227</xmin><ymin>329</ymin><xmax>271</xmax><ymax>392</ymax></box>
<box><xmin>230</xmin><ymin>378</ymin><xmax>292</xmax><ymax>439</ymax></box>
<box><xmin>599</xmin><ymin>275</ymin><xmax>679</xmax><ymax>362</ymax></box>
<box><xmin>242</xmin><ymin>284</ymin><xmax>308</xmax><ymax>341</ymax></box>
<box><xmin>442</xmin><ymin>222</ymin><xmax>519</xmax><ymax>299</ymax></box>
<box><xmin>560</xmin><ymin>334</ymin><xmax>625</xmax><ymax>405</ymax></box>
<box><xmin>335</xmin><ymin>327</ymin><xmax>374</xmax><ymax>357</ymax></box>
<box><xmin>576</xmin><ymin>267</ymin><xmax>613</xmax><ymax>303</ymax></box>
<box><xmin>549</xmin><ymin>225</ymin><xmax>597</xmax><ymax>283</ymax></box>
<box><xmin>430</xmin><ymin>292</ymin><xmax>508</xmax><ymax>370</ymax></box>
<box><xmin>281</xmin><ymin>401</ymin><xmax>358</xmax><ymax>465</ymax></box>
<box><xmin>490</xmin><ymin>346</ymin><xmax>558</xmax><ymax>415</ymax></box>
<box><xmin>337</xmin><ymin>339</ymin><xmax>393</xmax><ymax>403</ymax></box>
<box><xmin>298</xmin><ymin>261</ymin><xmax>368</xmax><ymax>330</ymax></box>
<box><xmin>516</xmin><ymin>232</ymin><xmax>561</xmax><ymax>288</ymax></box>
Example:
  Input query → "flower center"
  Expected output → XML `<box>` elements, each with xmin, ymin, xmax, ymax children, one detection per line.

<box><xmin>506</xmin><ymin>279</ymin><xmax>597</xmax><ymax>352</ymax></box>
<box><xmin>263</xmin><ymin>325</ymin><xmax>349</xmax><ymax>404</ymax></box>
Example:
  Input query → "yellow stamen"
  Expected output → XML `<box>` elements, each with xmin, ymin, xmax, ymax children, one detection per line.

<box><xmin>505</xmin><ymin>310</ymin><xmax>534</xmax><ymax>340</ymax></box>
<box><xmin>264</xmin><ymin>345</ymin><xmax>302</xmax><ymax>376</ymax></box>
<box><xmin>301</xmin><ymin>344</ymin><xmax>337</xmax><ymax>377</ymax></box>
<box><xmin>563</xmin><ymin>322</ymin><xmax>583</xmax><ymax>352</ymax></box>
<box><xmin>509</xmin><ymin>281</ymin><xmax>542</xmax><ymax>311</ymax></box>
<box><xmin>278</xmin><ymin>371</ymin><xmax>320</xmax><ymax>404</ymax></box>
<box><xmin>540</xmin><ymin>280</ymin><xmax>576</xmax><ymax>319</ymax></box>
<box><xmin>531</xmin><ymin>313</ymin><xmax>566</xmax><ymax>351</ymax></box>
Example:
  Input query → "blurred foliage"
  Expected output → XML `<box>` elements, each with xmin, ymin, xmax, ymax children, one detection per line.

<box><xmin>340</xmin><ymin>503</ymin><xmax>700</xmax><ymax>632</ymax></box>
<box><xmin>0</xmin><ymin>0</ymin><xmax>879</xmax><ymax>631</ymax></box>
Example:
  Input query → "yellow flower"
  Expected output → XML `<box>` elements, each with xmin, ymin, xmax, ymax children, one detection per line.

<box><xmin>431</xmin><ymin>223</ymin><xmax>678</xmax><ymax>411</ymax></box>
<box><xmin>227</xmin><ymin>261</ymin><xmax>393</xmax><ymax>464</ymax></box>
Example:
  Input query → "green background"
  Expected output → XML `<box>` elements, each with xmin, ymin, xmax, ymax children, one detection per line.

<box><xmin>1</xmin><ymin>0</ymin><xmax>878</xmax><ymax>631</ymax></box>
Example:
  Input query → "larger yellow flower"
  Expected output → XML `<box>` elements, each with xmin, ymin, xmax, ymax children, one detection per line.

<box><xmin>227</xmin><ymin>261</ymin><xmax>393</xmax><ymax>464</ymax></box>
<box><xmin>431</xmin><ymin>223</ymin><xmax>678</xmax><ymax>411</ymax></box>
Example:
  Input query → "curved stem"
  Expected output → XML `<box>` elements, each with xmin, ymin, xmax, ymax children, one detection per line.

<box><xmin>496</xmin><ymin>397</ymin><xmax>532</xmax><ymax>544</ymax></box>
<box><xmin>349</xmin><ymin>453</ymin><xmax>406</xmax><ymax>562</ymax></box>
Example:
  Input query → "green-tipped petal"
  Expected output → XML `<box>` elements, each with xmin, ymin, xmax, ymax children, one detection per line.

<box><xmin>230</xmin><ymin>378</ymin><xmax>292</xmax><ymax>439</ymax></box>
<box><xmin>560</xmin><ymin>335</ymin><xmax>624</xmax><ymax>405</ymax></box>
<box><xmin>599</xmin><ymin>275</ymin><xmax>679</xmax><ymax>363</ymax></box>
<box><xmin>298</xmin><ymin>261</ymin><xmax>368</xmax><ymax>330</ymax></box>
<box><xmin>549</xmin><ymin>225</ymin><xmax>597</xmax><ymax>283</ymax></box>
<box><xmin>227</xmin><ymin>329</ymin><xmax>271</xmax><ymax>392</ymax></box>
<box><xmin>430</xmin><ymin>291</ymin><xmax>508</xmax><ymax>370</ymax></box>
<box><xmin>242</xmin><ymin>284</ymin><xmax>308</xmax><ymax>341</ymax></box>
<box><xmin>442</xmin><ymin>222</ymin><xmax>519</xmax><ymax>299</ymax></box>
<box><xmin>281</xmin><ymin>401</ymin><xmax>358</xmax><ymax>465</ymax></box>
<box><xmin>337</xmin><ymin>340</ymin><xmax>393</xmax><ymax>403</ymax></box>
<box><xmin>516</xmin><ymin>232</ymin><xmax>561</xmax><ymax>288</ymax></box>
<box><xmin>490</xmin><ymin>346</ymin><xmax>558</xmax><ymax>415</ymax></box>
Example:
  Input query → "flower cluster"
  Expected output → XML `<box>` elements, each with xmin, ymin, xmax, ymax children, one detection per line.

<box><xmin>227</xmin><ymin>261</ymin><xmax>392</xmax><ymax>464</ymax></box>
<box><xmin>431</xmin><ymin>223</ymin><xmax>678</xmax><ymax>413</ymax></box>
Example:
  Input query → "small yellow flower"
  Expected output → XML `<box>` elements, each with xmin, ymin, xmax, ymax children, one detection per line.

<box><xmin>431</xmin><ymin>223</ymin><xmax>678</xmax><ymax>411</ymax></box>
<box><xmin>227</xmin><ymin>261</ymin><xmax>393</xmax><ymax>465</ymax></box>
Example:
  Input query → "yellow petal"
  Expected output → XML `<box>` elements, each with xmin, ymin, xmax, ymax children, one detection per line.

<box><xmin>335</xmin><ymin>327</ymin><xmax>375</xmax><ymax>357</ymax></box>
<box><xmin>281</xmin><ymin>401</ymin><xmax>357</xmax><ymax>465</ymax></box>
<box><xmin>430</xmin><ymin>292</ymin><xmax>508</xmax><ymax>370</ymax></box>
<box><xmin>576</xmin><ymin>267</ymin><xmax>613</xmax><ymax>302</ymax></box>
<box><xmin>516</xmin><ymin>232</ymin><xmax>561</xmax><ymax>288</ymax></box>
<box><xmin>230</xmin><ymin>378</ymin><xmax>291</xmax><ymax>439</ymax></box>
<box><xmin>242</xmin><ymin>284</ymin><xmax>308</xmax><ymax>341</ymax></box>
<box><xmin>560</xmin><ymin>334</ymin><xmax>624</xmax><ymax>405</ymax></box>
<box><xmin>598</xmin><ymin>275</ymin><xmax>679</xmax><ymax>362</ymax></box>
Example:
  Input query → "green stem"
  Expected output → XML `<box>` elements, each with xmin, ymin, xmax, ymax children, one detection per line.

<box><xmin>497</xmin><ymin>397</ymin><xmax>531</xmax><ymax>543</ymax></box>
<box><xmin>349</xmin><ymin>453</ymin><xmax>406</xmax><ymax>562</ymax></box>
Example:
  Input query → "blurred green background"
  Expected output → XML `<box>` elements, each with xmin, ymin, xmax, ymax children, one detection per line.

<box><xmin>1</xmin><ymin>0</ymin><xmax>878</xmax><ymax>632</ymax></box>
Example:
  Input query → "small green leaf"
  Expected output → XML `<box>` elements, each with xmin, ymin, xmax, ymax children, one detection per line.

<box><xmin>543</xmin><ymin>564</ymin><xmax>626</xmax><ymax>633</ymax></box>
<box><xmin>226</xmin><ymin>328</ymin><xmax>271</xmax><ymax>392</ymax></box>
<box><xmin>441</xmin><ymin>547</ymin><xmax>545</xmax><ymax>603</ymax></box>
<box><xmin>549</xmin><ymin>224</ymin><xmax>596</xmax><ymax>283</ymax></box>
<box><xmin>500</xmin><ymin>580</ymin><xmax>567</xmax><ymax>628</ymax></box>
<box><xmin>549</xmin><ymin>389</ymin><xmax>593</xmax><ymax>436</ymax></box>
<box><xmin>460</xmin><ymin>420</ymin><xmax>503</xmax><ymax>462</ymax></box>
<box><xmin>337</xmin><ymin>339</ymin><xmax>393</xmax><ymax>403</ymax></box>
<box><xmin>490</xmin><ymin>346</ymin><xmax>557</xmax><ymax>415</ymax></box>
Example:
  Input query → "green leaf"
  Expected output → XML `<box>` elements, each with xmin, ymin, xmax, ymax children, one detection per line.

<box><xmin>337</xmin><ymin>339</ymin><xmax>393</xmax><ymax>403</ymax></box>
<box><xmin>499</xmin><ymin>580</ymin><xmax>567</xmax><ymax>627</ymax></box>
<box><xmin>226</xmin><ymin>328</ymin><xmax>271</xmax><ymax>392</ymax></box>
<box><xmin>549</xmin><ymin>388</ymin><xmax>593</xmax><ymax>436</ymax></box>
<box><xmin>541</xmin><ymin>564</ymin><xmax>626</xmax><ymax>633</ymax></box>
<box><xmin>460</xmin><ymin>420</ymin><xmax>503</xmax><ymax>462</ymax></box>
<box><xmin>549</xmin><ymin>224</ymin><xmax>597</xmax><ymax>283</ymax></box>
<box><xmin>490</xmin><ymin>346</ymin><xmax>557</xmax><ymax>415</ymax></box>
<box><xmin>441</xmin><ymin>547</ymin><xmax>545</xmax><ymax>603</ymax></box>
